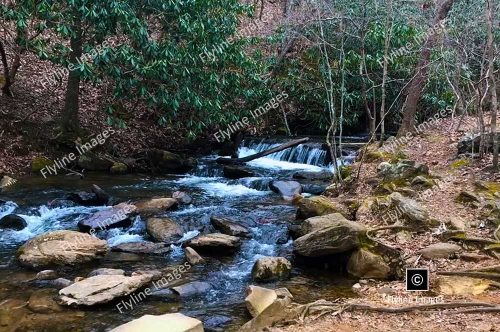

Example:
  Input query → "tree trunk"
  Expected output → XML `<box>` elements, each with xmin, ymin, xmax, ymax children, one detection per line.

<box><xmin>0</xmin><ymin>40</ymin><xmax>13</xmax><ymax>97</ymax></box>
<box><xmin>379</xmin><ymin>0</ymin><xmax>393</xmax><ymax>146</ymax></box>
<box><xmin>486</xmin><ymin>0</ymin><xmax>498</xmax><ymax>170</ymax></box>
<box><xmin>397</xmin><ymin>0</ymin><xmax>455</xmax><ymax>136</ymax></box>
<box><xmin>60</xmin><ymin>16</ymin><xmax>83</xmax><ymax>134</ymax></box>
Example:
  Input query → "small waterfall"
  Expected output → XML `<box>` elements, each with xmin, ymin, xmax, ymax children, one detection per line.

<box><xmin>241</xmin><ymin>139</ymin><xmax>328</xmax><ymax>167</ymax></box>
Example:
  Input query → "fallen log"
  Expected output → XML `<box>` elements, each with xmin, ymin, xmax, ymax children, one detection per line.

<box><xmin>216</xmin><ymin>137</ymin><xmax>310</xmax><ymax>165</ymax></box>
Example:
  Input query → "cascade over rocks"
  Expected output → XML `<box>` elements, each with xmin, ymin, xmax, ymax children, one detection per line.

<box><xmin>17</xmin><ymin>230</ymin><xmax>108</xmax><ymax>268</ymax></box>
<box><xmin>223</xmin><ymin>165</ymin><xmax>255</xmax><ymax>179</ymax></box>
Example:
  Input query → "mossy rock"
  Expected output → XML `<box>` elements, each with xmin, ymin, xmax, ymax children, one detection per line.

<box><xmin>110</xmin><ymin>162</ymin><xmax>128</xmax><ymax>174</ymax></box>
<box><xmin>339</xmin><ymin>165</ymin><xmax>352</xmax><ymax>180</ymax></box>
<box><xmin>293</xmin><ymin>195</ymin><xmax>350</xmax><ymax>219</ymax></box>
<box><xmin>450</xmin><ymin>158</ymin><xmax>470</xmax><ymax>169</ymax></box>
<box><xmin>31</xmin><ymin>156</ymin><xmax>54</xmax><ymax>173</ymax></box>
<box><xmin>456</xmin><ymin>190</ymin><xmax>481</xmax><ymax>206</ymax></box>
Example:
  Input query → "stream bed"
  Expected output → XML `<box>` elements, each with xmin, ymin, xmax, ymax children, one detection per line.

<box><xmin>0</xmin><ymin>140</ymin><xmax>358</xmax><ymax>331</ymax></box>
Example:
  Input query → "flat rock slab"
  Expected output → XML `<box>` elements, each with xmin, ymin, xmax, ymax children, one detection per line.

<box><xmin>186</xmin><ymin>233</ymin><xmax>241</xmax><ymax>254</ymax></box>
<box><xmin>58</xmin><ymin>274</ymin><xmax>152</xmax><ymax>306</ymax></box>
<box><xmin>171</xmin><ymin>281</ymin><xmax>213</xmax><ymax>297</ymax></box>
<box><xmin>110</xmin><ymin>313</ymin><xmax>203</xmax><ymax>332</ymax></box>
<box><xmin>78</xmin><ymin>203</ymin><xmax>137</xmax><ymax>232</ymax></box>
<box><xmin>112</xmin><ymin>241</ymin><xmax>171</xmax><ymax>255</ymax></box>
<box><xmin>17</xmin><ymin>230</ymin><xmax>108</xmax><ymax>268</ymax></box>
<box><xmin>135</xmin><ymin>198</ymin><xmax>178</xmax><ymax>216</ymax></box>
<box><xmin>210</xmin><ymin>216</ymin><xmax>250</xmax><ymax>237</ymax></box>
<box><xmin>419</xmin><ymin>243</ymin><xmax>462</xmax><ymax>259</ymax></box>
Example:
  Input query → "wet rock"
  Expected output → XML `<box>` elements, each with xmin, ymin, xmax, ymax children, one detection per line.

<box><xmin>293</xmin><ymin>195</ymin><xmax>349</xmax><ymax>219</ymax></box>
<box><xmin>419</xmin><ymin>243</ymin><xmax>462</xmax><ymax>259</ymax></box>
<box><xmin>78</xmin><ymin>203</ymin><xmax>137</xmax><ymax>232</ymax></box>
<box><xmin>184</xmin><ymin>247</ymin><xmax>204</xmax><ymax>265</ymax></box>
<box><xmin>35</xmin><ymin>270</ymin><xmax>58</xmax><ymax>280</ymax></box>
<box><xmin>436</xmin><ymin>276</ymin><xmax>491</xmax><ymax>296</ymax></box>
<box><xmin>293</xmin><ymin>170</ymin><xmax>333</xmax><ymax>181</ymax></box>
<box><xmin>112</xmin><ymin>241</ymin><xmax>171</xmax><ymax>255</ymax></box>
<box><xmin>244</xmin><ymin>285</ymin><xmax>293</xmax><ymax>318</ymax></box>
<box><xmin>301</xmin><ymin>183</ymin><xmax>328</xmax><ymax>195</ymax></box>
<box><xmin>204</xmin><ymin>315</ymin><xmax>231</xmax><ymax>332</ymax></box>
<box><xmin>109</xmin><ymin>313</ymin><xmax>204</xmax><ymax>332</ymax></box>
<box><xmin>135</xmin><ymin>197</ymin><xmax>178</xmax><ymax>216</ymax></box>
<box><xmin>299</xmin><ymin>213</ymin><xmax>350</xmax><ymax>237</ymax></box>
<box><xmin>171</xmin><ymin>281</ymin><xmax>213</xmax><ymax>297</ymax></box>
<box><xmin>58</xmin><ymin>274</ymin><xmax>153</xmax><ymax>306</ymax></box>
<box><xmin>148</xmin><ymin>288</ymin><xmax>176</xmax><ymax>300</ymax></box>
<box><xmin>0</xmin><ymin>214</ymin><xmax>27</xmax><ymax>230</ymax></box>
<box><xmin>252</xmin><ymin>257</ymin><xmax>292</xmax><ymax>281</ymax></box>
<box><xmin>172</xmin><ymin>191</ymin><xmax>192</xmax><ymax>204</ymax></box>
<box><xmin>210</xmin><ymin>216</ymin><xmax>250</xmax><ymax>237</ymax></box>
<box><xmin>146</xmin><ymin>217</ymin><xmax>183</xmax><ymax>243</ymax></box>
<box><xmin>110</xmin><ymin>162</ymin><xmax>128</xmax><ymax>174</ymax></box>
<box><xmin>223</xmin><ymin>165</ymin><xmax>255</xmax><ymax>179</ymax></box>
<box><xmin>269</xmin><ymin>180</ymin><xmax>302</xmax><ymax>200</ymax></box>
<box><xmin>49</xmin><ymin>278</ymin><xmax>73</xmax><ymax>289</ymax></box>
<box><xmin>28</xmin><ymin>289</ymin><xmax>63</xmax><ymax>313</ymax></box>
<box><xmin>388</xmin><ymin>192</ymin><xmax>431</xmax><ymax>226</ymax></box>
<box><xmin>131</xmin><ymin>269</ymin><xmax>163</xmax><ymax>281</ymax></box>
<box><xmin>77</xmin><ymin>153</ymin><xmax>114</xmax><ymax>171</ymax></box>
<box><xmin>66</xmin><ymin>191</ymin><xmax>100</xmax><ymax>206</ymax></box>
<box><xmin>91</xmin><ymin>184</ymin><xmax>111</xmax><ymax>205</ymax></box>
<box><xmin>186</xmin><ymin>233</ymin><xmax>241</xmax><ymax>254</ymax></box>
<box><xmin>88</xmin><ymin>268</ymin><xmax>125</xmax><ymax>277</ymax></box>
<box><xmin>347</xmin><ymin>248</ymin><xmax>391</xmax><ymax>279</ymax></box>
<box><xmin>147</xmin><ymin>149</ymin><xmax>194</xmax><ymax>173</ymax></box>
<box><xmin>293</xmin><ymin>219</ymin><xmax>366</xmax><ymax>257</ymax></box>
<box><xmin>17</xmin><ymin>230</ymin><xmax>108</xmax><ymax>268</ymax></box>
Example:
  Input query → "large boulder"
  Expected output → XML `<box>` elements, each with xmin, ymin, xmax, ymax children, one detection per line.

<box><xmin>298</xmin><ymin>213</ymin><xmax>349</xmax><ymax>237</ymax></box>
<box><xmin>146</xmin><ymin>217</ymin><xmax>183</xmax><ymax>243</ymax></box>
<box><xmin>17</xmin><ymin>230</ymin><xmax>108</xmax><ymax>268</ymax></box>
<box><xmin>269</xmin><ymin>180</ymin><xmax>302</xmax><ymax>200</ymax></box>
<box><xmin>78</xmin><ymin>203</ymin><xmax>137</xmax><ymax>232</ymax></box>
<box><xmin>210</xmin><ymin>216</ymin><xmax>250</xmax><ymax>237</ymax></box>
<box><xmin>58</xmin><ymin>274</ymin><xmax>153</xmax><ymax>306</ymax></box>
<box><xmin>252</xmin><ymin>257</ymin><xmax>292</xmax><ymax>281</ymax></box>
<box><xmin>419</xmin><ymin>243</ymin><xmax>462</xmax><ymax>259</ymax></box>
<box><xmin>347</xmin><ymin>248</ymin><xmax>391</xmax><ymax>279</ymax></box>
<box><xmin>457</xmin><ymin>132</ymin><xmax>500</xmax><ymax>155</ymax></box>
<box><xmin>135</xmin><ymin>198</ymin><xmax>178</xmax><ymax>216</ymax></box>
<box><xmin>0</xmin><ymin>214</ymin><xmax>27</xmax><ymax>230</ymax></box>
<box><xmin>147</xmin><ymin>149</ymin><xmax>194</xmax><ymax>173</ymax></box>
<box><xmin>77</xmin><ymin>153</ymin><xmax>114</xmax><ymax>171</ymax></box>
<box><xmin>112</xmin><ymin>241</ymin><xmax>170</xmax><ymax>255</ymax></box>
<box><xmin>293</xmin><ymin>170</ymin><xmax>333</xmax><ymax>181</ymax></box>
<box><xmin>293</xmin><ymin>195</ymin><xmax>349</xmax><ymax>219</ymax></box>
<box><xmin>377</xmin><ymin>160</ymin><xmax>429</xmax><ymax>181</ymax></box>
<box><xmin>186</xmin><ymin>233</ymin><xmax>241</xmax><ymax>254</ymax></box>
<box><xmin>172</xmin><ymin>191</ymin><xmax>193</xmax><ymax>205</ymax></box>
<box><xmin>110</xmin><ymin>313</ymin><xmax>203</xmax><ymax>332</ymax></box>
<box><xmin>293</xmin><ymin>219</ymin><xmax>366</xmax><ymax>257</ymax></box>
<box><xmin>388</xmin><ymin>192</ymin><xmax>431</xmax><ymax>226</ymax></box>
<box><xmin>223</xmin><ymin>165</ymin><xmax>255</xmax><ymax>179</ymax></box>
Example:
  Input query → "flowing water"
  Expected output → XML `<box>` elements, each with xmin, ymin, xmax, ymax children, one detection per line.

<box><xmin>0</xmin><ymin>140</ymin><xmax>358</xmax><ymax>331</ymax></box>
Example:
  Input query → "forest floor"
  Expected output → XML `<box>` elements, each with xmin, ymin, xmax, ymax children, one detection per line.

<box><xmin>270</xmin><ymin>114</ymin><xmax>500</xmax><ymax>332</ymax></box>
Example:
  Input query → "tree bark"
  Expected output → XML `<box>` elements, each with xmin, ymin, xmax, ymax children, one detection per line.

<box><xmin>397</xmin><ymin>0</ymin><xmax>455</xmax><ymax>136</ymax></box>
<box><xmin>486</xmin><ymin>0</ymin><xmax>498</xmax><ymax>170</ymax></box>
<box><xmin>216</xmin><ymin>137</ymin><xmax>309</xmax><ymax>164</ymax></box>
<box><xmin>379</xmin><ymin>0</ymin><xmax>393</xmax><ymax>146</ymax></box>
<box><xmin>60</xmin><ymin>15</ymin><xmax>83</xmax><ymax>135</ymax></box>
<box><xmin>0</xmin><ymin>40</ymin><xmax>13</xmax><ymax>97</ymax></box>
